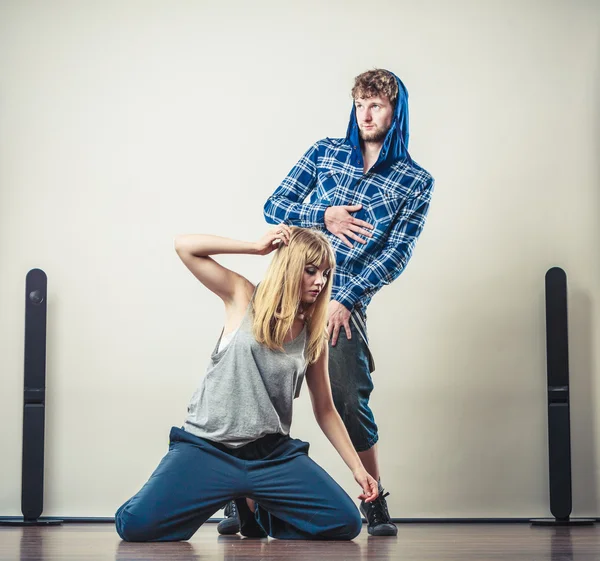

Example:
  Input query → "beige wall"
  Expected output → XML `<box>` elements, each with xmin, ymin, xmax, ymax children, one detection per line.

<box><xmin>1</xmin><ymin>0</ymin><xmax>599</xmax><ymax>518</ymax></box>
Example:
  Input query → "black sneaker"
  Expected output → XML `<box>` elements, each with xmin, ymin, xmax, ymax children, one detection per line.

<box><xmin>234</xmin><ymin>498</ymin><xmax>267</xmax><ymax>538</ymax></box>
<box><xmin>216</xmin><ymin>501</ymin><xmax>240</xmax><ymax>535</ymax></box>
<box><xmin>360</xmin><ymin>486</ymin><xmax>398</xmax><ymax>536</ymax></box>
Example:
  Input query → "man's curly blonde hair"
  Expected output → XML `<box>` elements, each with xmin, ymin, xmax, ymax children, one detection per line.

<box><xmin>351</xmin><ymin>69</ymin><xmax>398</xmax><ymax>108</ymax></box>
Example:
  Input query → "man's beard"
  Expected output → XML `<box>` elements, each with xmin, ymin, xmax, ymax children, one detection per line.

<box><xmin>359</xmin><ymin>124</ymin><xmax>390</xmax><ymax>144</ymax></box>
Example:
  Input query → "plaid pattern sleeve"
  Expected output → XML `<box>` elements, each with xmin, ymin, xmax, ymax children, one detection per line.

<box><xmin>264</xmin><ymin>137</ymin><xmax>434</xmax><ymax>311</ymax></box>
<box><xmin>264</xmin><ymin>143</ymin><xmax>330</xmax><ymax>227</ymax></box>
<box><xmin>334</xmin><ymin>177</ymin><xmax>434</xmax><ymax>311</ymax></box>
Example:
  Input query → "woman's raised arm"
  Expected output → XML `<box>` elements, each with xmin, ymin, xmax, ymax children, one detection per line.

<box><xmin>173</xmin><ymin>226</ymin><xmax>291</xmax><ymax>305</ymax></box>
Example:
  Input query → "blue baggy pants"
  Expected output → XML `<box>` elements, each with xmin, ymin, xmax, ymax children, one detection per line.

<box><xmin>115</xmin><ymin>427</ymin><xmax>362</xmax><ymax>541</ymax></box>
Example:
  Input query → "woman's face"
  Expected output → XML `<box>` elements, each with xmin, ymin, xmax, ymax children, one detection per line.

<box><xmin>300</xmin><ymin>261</ymin><xmax>331</xmax><ymax>305</ymax></box>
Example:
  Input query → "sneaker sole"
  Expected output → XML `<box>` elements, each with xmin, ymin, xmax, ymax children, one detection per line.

<box><xmin>216</xmin><ymin>518</ymin><xmax>240</xmax><ymax>535</ymax></box>
<box><xmin>367</xmin><ymin>524</ymin><xmax>398</xmax><ymax>536</ymax></box>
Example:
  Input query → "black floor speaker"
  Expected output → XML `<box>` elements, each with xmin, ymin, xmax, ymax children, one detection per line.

<box><xmin>0</xmin><ymin>269</ymin><xmax>62</xmax><ymax>526</ymax></box>
<box><xmin>531</xmin><ymin>267</ymin><xmax>594</xmax><ymax>526</ymax></box>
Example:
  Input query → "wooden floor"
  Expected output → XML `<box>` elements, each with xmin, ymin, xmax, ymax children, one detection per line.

<box><xmin>2</xmin><ymin>522</ymin><xmax>600</xmax><ymax>560</ymax></box>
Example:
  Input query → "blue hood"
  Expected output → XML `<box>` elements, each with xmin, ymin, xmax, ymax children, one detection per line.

<box><xmin>345</xmin><ymin>71</ymin><xmax>411</xmax><ymax>168</ymax></box>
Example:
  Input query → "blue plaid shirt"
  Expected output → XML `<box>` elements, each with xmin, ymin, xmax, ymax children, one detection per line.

<box><xmin>264</xmin><ymin>72</ymin><xmax>434</xmax><ymax>312</ymax></box>
<box><xmin>263</xmin><ymin>139</ymin><xmax>434</xmax><ymax>311</ymax></box>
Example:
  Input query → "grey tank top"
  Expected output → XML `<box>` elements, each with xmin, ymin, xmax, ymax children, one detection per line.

<box><xmin>183</xmin><ymin>299</ymin><xmax>308</xmax><ymax>448</ymax></box>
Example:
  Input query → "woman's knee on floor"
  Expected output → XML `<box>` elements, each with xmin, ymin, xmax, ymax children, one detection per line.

<box><xmin>333</xmin><ymin>504</ymin><xmax>363</xmax><ymax>540</ymax></box>
<box><xmin>115</xmin><ymin>503</ymin><xmax>186</xmax><ymax>542</ymax></box>
<box><xmin>115</xmin><ymin>504</ymin><xmax>151</xmax><ymax>542</ymax></box>
<box><xmin>312</xmin><ymin>501</ymin><xmax>362</xmax><ymax>540</ymax></box>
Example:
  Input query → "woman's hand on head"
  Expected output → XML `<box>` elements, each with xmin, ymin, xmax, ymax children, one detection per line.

<box><xmin>255</xmin><ymin>225</ymin><xmax>292</xmax><ymax>256</ymax></box>
<box><xmin>353</xmin><ymin>467</ymin><xmax>379</xmax><ymax>503</ymax></box>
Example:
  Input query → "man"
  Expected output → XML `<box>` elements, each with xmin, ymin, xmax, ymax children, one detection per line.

<box><xmin>219</xmin><ymin>69</ymin><xmax>434</xmax><ymax>537</ymax></box>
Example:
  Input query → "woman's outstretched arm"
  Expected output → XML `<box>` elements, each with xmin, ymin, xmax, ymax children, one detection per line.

<box><xmin>305</xmin><ymin>344</ymin><xmax>379</xmax><ymax>503</ymax></box>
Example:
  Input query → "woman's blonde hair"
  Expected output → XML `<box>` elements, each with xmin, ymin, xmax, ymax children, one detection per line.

<box><xmin>253</xmin><ymin>227</ymin><xmax>335</xmax><ymax>364</ymax></box>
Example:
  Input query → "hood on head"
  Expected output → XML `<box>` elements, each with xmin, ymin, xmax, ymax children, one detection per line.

<box><xmin>345</xmin><ymin>70</ymin><xmax>411</xmax><ymax>168</ymax></box>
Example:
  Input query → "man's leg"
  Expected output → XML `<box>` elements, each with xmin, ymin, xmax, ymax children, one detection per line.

<box><xmin>328</xmin><ymin>318</ymin><xmax>397</xmax><ymax>536</ymax></box>
<box><xmin>358</xmin><ymin>443</ymin><xmax>379</xmax><ymax>481</ymax></box>
<box><xmin>115</xmin><ymin>427</ymin><xmax>246</xmax><ymax>542</ymax></box>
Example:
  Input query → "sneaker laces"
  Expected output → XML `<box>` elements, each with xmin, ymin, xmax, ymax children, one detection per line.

<box><xmin>223</xmin><ymin>500</ymin><xmax>237</xmax><ymax>519</ymax></box>
<box><xmin>368</xmin><ymin>491</ymin><xmax>392</xmax><ymax>527</ymax></box>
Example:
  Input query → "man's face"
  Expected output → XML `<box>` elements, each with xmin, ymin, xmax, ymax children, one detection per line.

<box><xmin>354</xmin><ymin>95</ymin><xmax>394</xmax><ymax>144</ymax></box>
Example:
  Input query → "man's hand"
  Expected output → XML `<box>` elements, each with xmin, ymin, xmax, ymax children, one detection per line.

<box><xmin>328</xmin><ymin>300</ymin><xmax>352</xmax><ymax>346</ymax></box>
<box><xmin>324</xmin><ymin>205</ymin><xmax>373</xmax><ymax>249</ymax></box>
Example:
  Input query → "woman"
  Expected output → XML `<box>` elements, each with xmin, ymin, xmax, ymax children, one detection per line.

<box><xmin>115</xmin><ymin>225</ymin><xmax>378</xmax><ymax>542</ymax></box>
